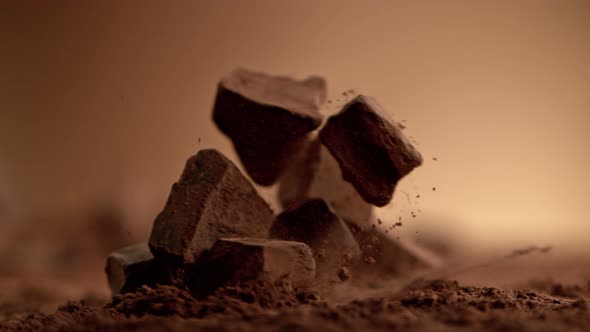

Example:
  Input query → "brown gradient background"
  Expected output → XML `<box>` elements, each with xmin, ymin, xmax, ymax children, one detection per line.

<box><xmin>1</xmin><ymin>1</ymin><xmax>589</xmax><ymax>258</ymax></box>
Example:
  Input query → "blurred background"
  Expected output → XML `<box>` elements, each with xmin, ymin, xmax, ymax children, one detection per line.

<box><xmin>1</xmin><ymin>1</ymin><xmax>589</xmax><ymax>299</ymax></box>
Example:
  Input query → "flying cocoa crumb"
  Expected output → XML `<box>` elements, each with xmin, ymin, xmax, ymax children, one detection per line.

<box><xmin>364</xmin><ymin>257</ymin><xmax>376</xmax><ymax>264</ymax></box>
<box><xmin>337</xmin><ymin>267</ymin><xmax>351</xmax><ymax>281</ymax></box>
<box><xmin>316</xmin><ymin>249</ymin><xmax>326</xmax><ymax>261</ymax></box>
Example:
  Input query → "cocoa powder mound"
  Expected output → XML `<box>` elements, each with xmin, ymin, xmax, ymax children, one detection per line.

<box><xmin>110</xmin><ymin>277</ymin><xmax>322</xmax><ymax>320</ymax></box>
<box><xmin>2</xmin><ymin>279</ymin><xmax>589</xmax><ymax>332</ymax></box>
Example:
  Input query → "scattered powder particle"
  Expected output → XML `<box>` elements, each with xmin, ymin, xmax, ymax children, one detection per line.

<box><xmin>337</xmin><ymin>267</ymin><xmax>351</xmax><ymax>281</ymax></box>
<box><xmin>364</xmin><ymin>257</ymin><xmax>376</xmax><ymax>264</ymax></box>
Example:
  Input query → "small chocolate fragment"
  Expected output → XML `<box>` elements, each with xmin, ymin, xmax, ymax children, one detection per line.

<box><xmin>149</xmin><ymin>149</ymin><xmax>274</xmax><ymax>264</ymax></box>
<box><xmin>319</xmin><ymin>95</ymin><xmax>423</xmax><ymax>206</ymax></box>
<box><xmin>337</xmin><ymin>267</ymin><xmax>351</xmax><ymax>281</ymax></box>
<box><xmin>199</xmin><ymin>238</ymin><xmax>315</xmax><ymax>289</ymax></box>
<box><xmin>213</xmin><ymin>68</ymin><xmax>327</xmax><ymax>185</ymax></box>
<box><xmin>105</xmin><ymin>243</ymin><xmax>167</xmax><ymax>295</ymax></box>
<box><xmin>271</xmin><ymin>199</ymin><xmax>360</xmax><ymax>277</ymax></box>
<box><xmin>347</xmin><ymin>220</ymin><xmax>443</xmax><ymax>277</ymax></box>
<box><xmin>278</xmin><ymin>137</ymin><xmax>373</xmax><ymax>227</ymax></box>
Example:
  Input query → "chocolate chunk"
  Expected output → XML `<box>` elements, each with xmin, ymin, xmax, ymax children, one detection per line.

<box><xmin>271</xmin><ymin>199</ymin><xmax>360</xmax><ymax>277</ymax></box>
<box><xmin>199</xmin><ymin>238</ymin><xmax>316</xmax><ymax>288</ymax></box>
<box><xmin>347</xmin><ymin>220</ymin><xmax>443</xmax><ymax>277</ymax></box>
<box><xmin>213</xmin><ymin>68</ymin><xmax>327</xmax><ymax>185</ymax></box>
<box><xmin>319</xmin><ymin>95</ymin><xmax>423</xmax><ymax>206</ymax></box>
<box><xmin>105</xmin><ymin>244</ymin><xmax>168</xmax><ymax>295</ymax></box>
<box><xmin>277</xmin><ymin>137</ymin><xmax>373</xmax><ymax>227</ymax></box>
<box><xmin>149</xmin><ymin>149</ymin><xmax>274</xmax><ymax>264</ymax></box>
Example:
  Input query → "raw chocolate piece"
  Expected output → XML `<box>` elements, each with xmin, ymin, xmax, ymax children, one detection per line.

<box><xmin>347</xmin><ymin>219</ymin><xmax>443</xmax><ymax>276</ymax></box>
<box><xmin>271</xmin><ymin>199</ymin><xmax>360</xmax><ymax>275</ymax></box>
<box><xmin>319</xmin><ymin>95</ymin><xmax>423</xmax><ymax>206</ymax></box>
<box><xmin>105</xmin><ymin>244</ymin><xmax>167</xmax><ymax>295</ymax></box>
<box><xmin>202</xmin><ymin>238</ymin><xmax>315</xmax><ymax>288</ymax></box>
<box><xmin>278</xmin><ymin>137</ymin><xmax>373</xmax><ymax>227</ymax></box>
<box><xmin>213</xmin><ymin>68</ymin><xmax>327</xmax><ymax>185</ymax></box>
<box><xmin>149</xmin><ymin>149</ymin><xmax>274</xmax><ymax>264</ymax></box>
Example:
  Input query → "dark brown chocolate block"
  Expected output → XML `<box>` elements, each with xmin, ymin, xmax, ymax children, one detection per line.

<box><xmin>271</xmin><ymin>199</ymin><xmax>360</xmax><ymax>276</ymax></box>
<box><xmin>319</xmin><ymin>95</ymin><xmax>423</xmax><ymax>207</ymax></box>
<box><xmin>213</xmin><ymin>68</ymin><xmax>327</xmax><ymax>186</ymax></box>
<box><xmin>199</xmin><ymin>238</ymin><xmax>316</xmax><ymax>288</ymax></box>
<box><xmin>105</xmin><ymin>244</ymin><xmax>168</xmax><ymax>295</ymax></box>
<box><xmin>149</xmin><ymin>149</ymin><xmax>274</xmax><ymax>264</ymax></box>
<box><xmin>277</xmin><ymin>136</ymin><xmax>373</xmax><ymax>227</ymax></box>
<box><xmin>277</xmin><ymin>136</ymin><xmax>322</xmax><ymax>211</ymax></box>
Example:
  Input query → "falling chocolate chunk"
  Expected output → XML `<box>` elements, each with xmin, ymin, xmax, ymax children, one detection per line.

<box><xmin>270</xmin><ymin>199</ymin><xmax>360</xmax><ymax>277</ymax></box>
<box><xmin>277</xmin><ymin>136</ymin><xmax>373</xmax><ymax>228</ymax></box>
<box><xmin>319</xmin><ymin>95</ymin><xmax>423</xmax><ymax>206</ymax></box>
<box><xmin>149</xmin><ymin>149</ymin><xmax>274</xmax><ymax>264</ymax></box>
<box><xmin>196</xmin><ymin>238</ymin><xmax>316</xmax><ymax>289</ymax></box>
<box><xmin>212</xmin><ymin>68</ymin><xmax>327</xmax><ymax>185</ymax></box>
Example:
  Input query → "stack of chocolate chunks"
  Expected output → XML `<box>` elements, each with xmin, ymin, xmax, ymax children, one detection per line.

<box><xmin>105</xmin><ymin>68</ymin><xmax>441</xmax><ymax>296</ymax></box>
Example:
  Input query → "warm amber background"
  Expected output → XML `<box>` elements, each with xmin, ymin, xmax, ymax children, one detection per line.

<box><xmin>1</xmin><ymin>0</ymin><xmax>589</xmax><ymax>264</ymax></box>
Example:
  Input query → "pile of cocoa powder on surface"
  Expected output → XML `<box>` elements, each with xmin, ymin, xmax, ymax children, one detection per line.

<box><xmin>2</xmin><ymin>278</ymin><xmax>588</xmax><ymax>332</ymax></box>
